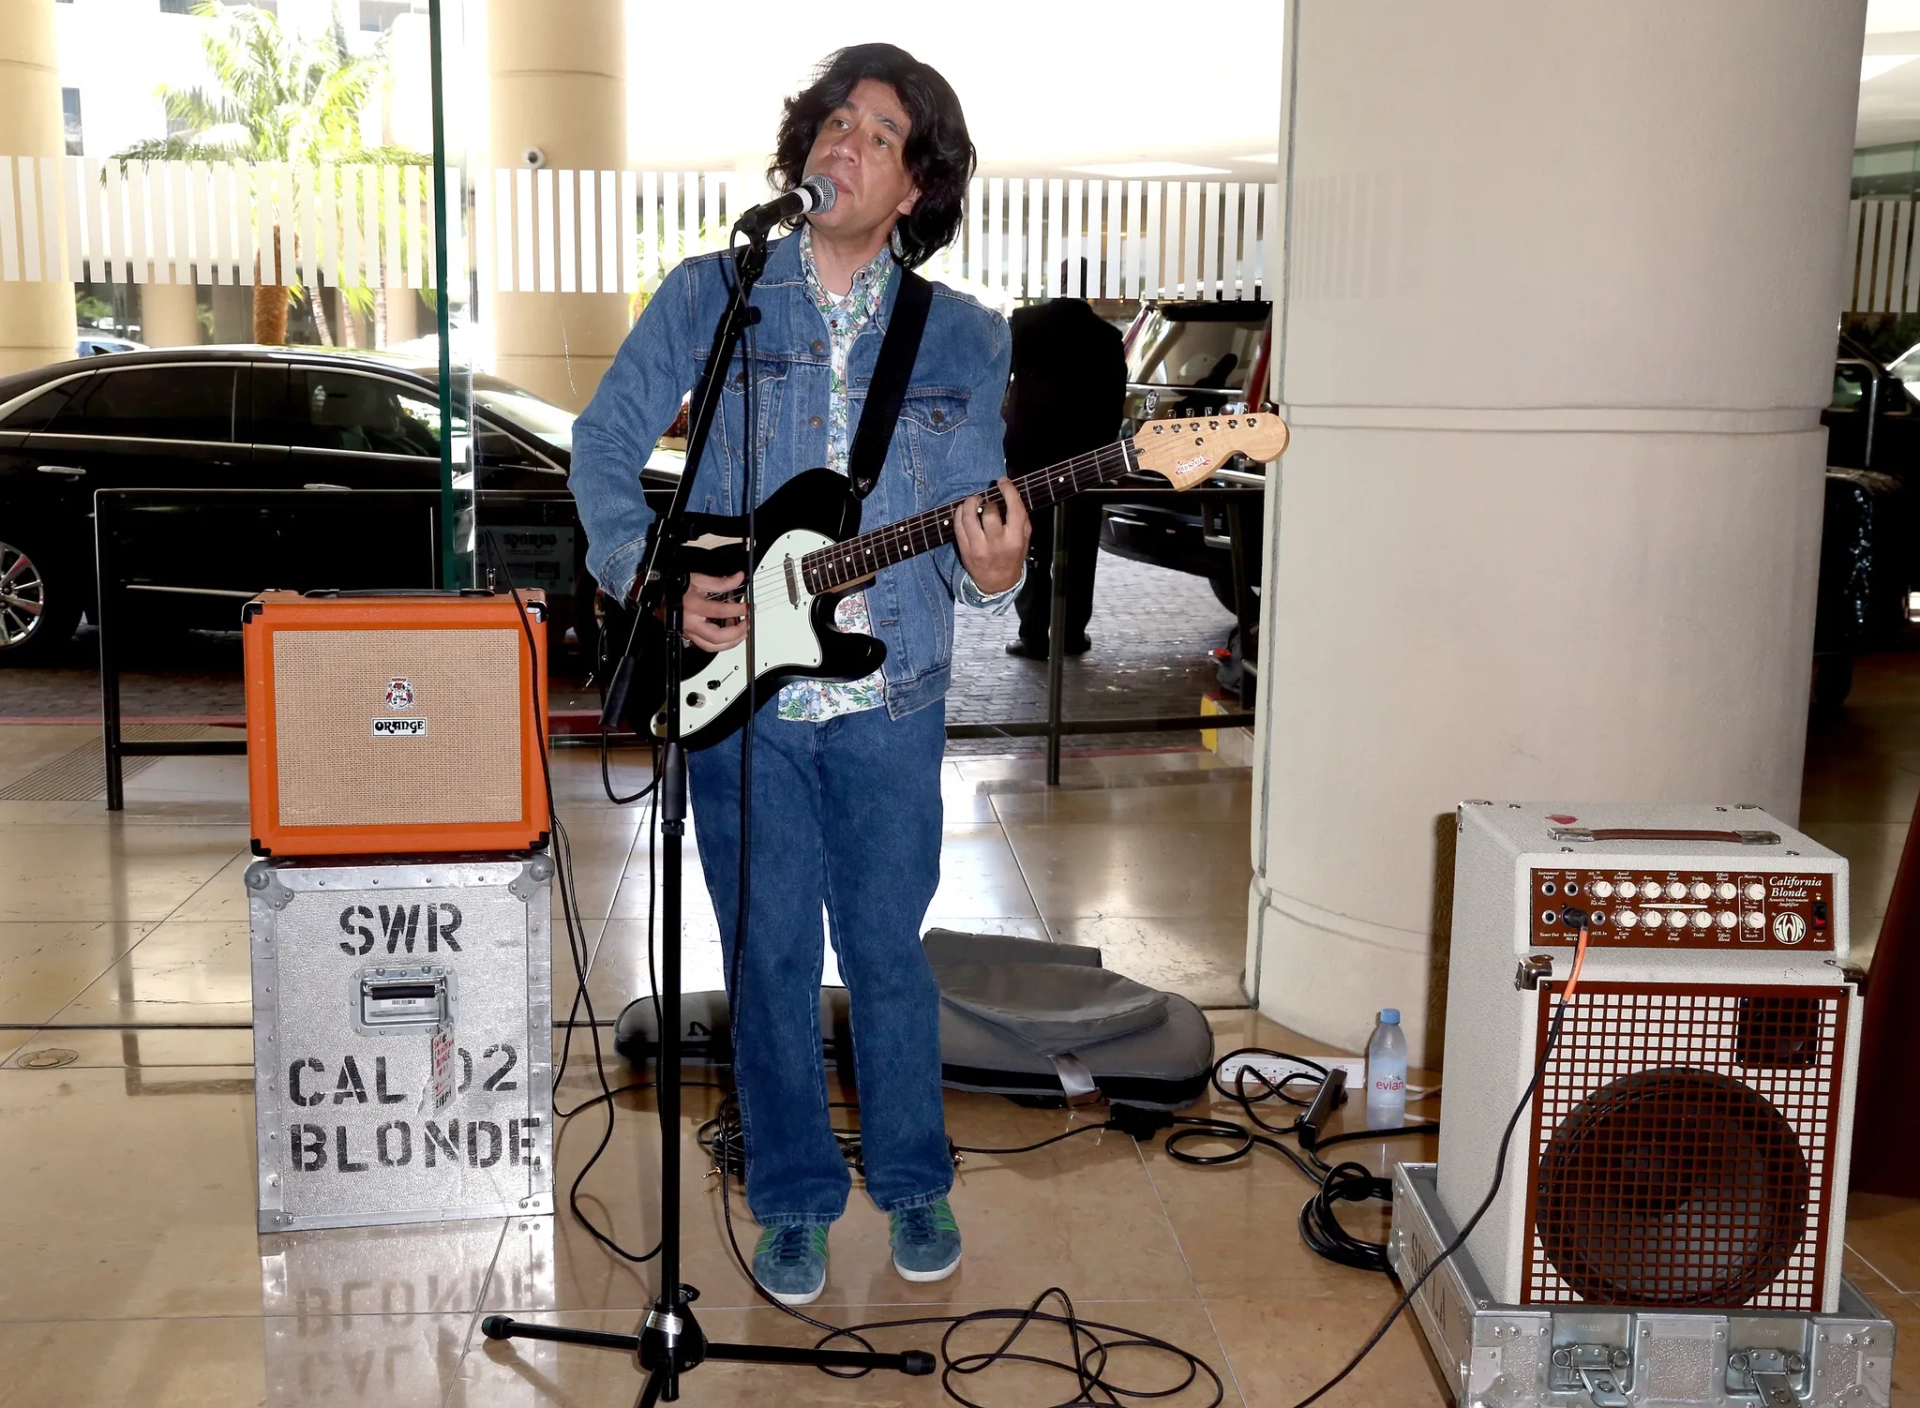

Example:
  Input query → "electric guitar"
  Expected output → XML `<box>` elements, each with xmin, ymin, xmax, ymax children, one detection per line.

<box><xmin>632</xmin><ymin>413</ymin><xmax>1289</xmax><ymax>749</ymax></box>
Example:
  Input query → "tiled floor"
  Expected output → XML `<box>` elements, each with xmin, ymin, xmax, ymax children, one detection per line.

<box><xmin>1</xmin><ymin>651</ymin><xmax>1919</xmax><ymax>1405</ymax></box>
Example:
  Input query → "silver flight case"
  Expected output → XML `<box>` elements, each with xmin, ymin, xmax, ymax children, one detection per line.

<box><xmin>248</xmin><ymin>853</ymin><xmax>556</xmax><ymax>1232</ymax></box>
<box><xmin>1388</xmin><ymin>1163</ymin><xmax>1896</xmax><ymax>1408</ymax></box>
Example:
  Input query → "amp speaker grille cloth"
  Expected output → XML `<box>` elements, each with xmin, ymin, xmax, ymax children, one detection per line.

<box><xmin>273</xmin><ymin>628</ymin><xmax>522</xmax><ymax>827</ymax></box>
<box><xmin>1521</xmin><ymin>983</ymin><xmax>1844</xmax><ymax>1312</ymax></box>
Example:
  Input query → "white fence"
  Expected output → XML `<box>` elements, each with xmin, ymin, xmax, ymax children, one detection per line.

<box><xmin>0</xmin><ymin>155</ymin><xmax>1279</xmax><ymax>308</ymax></box>
<box><xmin>1847</xmin><ymin>197</ymin><xmax>1920</xmax><ymax>314</ymax></box>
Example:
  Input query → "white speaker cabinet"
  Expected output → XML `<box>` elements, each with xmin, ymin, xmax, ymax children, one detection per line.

<box><xmin>1438</xmin><ymin>802</ymin><xmax>1862</xmax><ymax>1314</ymax></box>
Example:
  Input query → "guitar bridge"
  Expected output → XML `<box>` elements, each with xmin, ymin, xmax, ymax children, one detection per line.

<box><xmin>784</xmin><ymin>554</ymin><xmax>800</xmax><ymax>606</ymax></box>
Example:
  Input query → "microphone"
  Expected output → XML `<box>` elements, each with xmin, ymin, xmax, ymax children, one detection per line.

<box><xmin>732</xmin><ymin>174</ymin><xmax>837</xmax><ymax>239</ymax></box>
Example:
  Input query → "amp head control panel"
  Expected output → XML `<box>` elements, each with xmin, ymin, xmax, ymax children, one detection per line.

<box><xmin>1527</xmin><ymin>867</ymin><xmax>1834</xmax><ymax>950</ymax></box>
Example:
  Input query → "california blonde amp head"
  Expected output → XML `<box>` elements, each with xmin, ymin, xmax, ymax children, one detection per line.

<box><xmin>242</xmin><ymin>591</ymin><xmax>549</xmax><ymax>857</ymax></box>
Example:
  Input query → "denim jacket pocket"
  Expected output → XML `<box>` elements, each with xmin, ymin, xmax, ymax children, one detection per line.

<box><xmin>898</xmin><ymin>387</ymin><xmax>970</xmax><ymax>433</ymax></box>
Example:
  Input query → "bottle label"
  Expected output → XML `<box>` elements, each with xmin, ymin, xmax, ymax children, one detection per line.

<box><xmin>1373</xmin><ymin>1074</ymin><xmax>1404</xmax><ymax>1094</ymax></box>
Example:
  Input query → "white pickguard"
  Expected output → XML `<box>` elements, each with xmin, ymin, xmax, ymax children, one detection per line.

<box><xmin>651</xmin><ymin>528</ymin><xmax>839</xmax><ymax>739</ymax></box>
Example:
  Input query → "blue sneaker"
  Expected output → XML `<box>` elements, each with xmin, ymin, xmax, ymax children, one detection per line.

<box><xmin>889</xmin><ymin>1198</ymin><xmax>962</xmax><ymax>1283</ymax></box>
<box><xmin>753</xmin><ymin>1223</ymin><xmax>828</xmax><ymax>1306</ymax></box>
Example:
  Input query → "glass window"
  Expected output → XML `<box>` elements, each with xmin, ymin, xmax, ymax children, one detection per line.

<box><xmin>291</xmin><ymin>369</ymin><xmax>462</xmax><ymax>457</ymax></box>
<box><xmin>1</xmin><ymin>379</ymin><xmax>88</xmax><ymax>431</ymax></box>
<box><xmin>61</xmin><ymin>90</ymin><xmax>82</xmax><ymax>157</ymax></box>
<box><xmin>63</xmin><ymin>366</ymin><xmax>236</xmax><ymax>440</ymax></box>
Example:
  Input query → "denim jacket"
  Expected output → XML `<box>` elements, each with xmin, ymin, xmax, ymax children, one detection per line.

<box><xmin>570</xmin><ymin>232</ymin><xmax>1013</xmax><ymax>720</ymax></box>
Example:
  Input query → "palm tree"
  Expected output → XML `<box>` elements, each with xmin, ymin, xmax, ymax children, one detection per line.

<box><xmin>113</xmin><ymin>2</ymin><xmax>425</xmax><ymax>345</ymax></box>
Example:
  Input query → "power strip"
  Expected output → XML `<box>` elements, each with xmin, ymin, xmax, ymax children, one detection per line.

<box><xmin>1217</xmin><ymin>1053</ymin><xmax>1364</xmax><ymax>1094</ymax></box>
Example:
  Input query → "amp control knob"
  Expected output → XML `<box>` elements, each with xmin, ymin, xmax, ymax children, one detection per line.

<box><xmin>1717</xmin><ymin>911</ymin><xmax>1737</xmax><ymax>929</ymax></box>
<box><xmin>1644</xmin><ymin>910</ymin><xmax>1665</xmax><ymax>929</ymax></box>
<box><xmin>1691</xmin><ymin>882</ymin><xmax>1713</xmax><ymax>901</ymax></box>
<box><xmin>1590</xmin><ymin>880</ymin><xmax>1614</xmax><ymax>899</ymax></box>
<box><xmin>1691</xmin><ymin>910</ymin><xmax>1712</xmax><ymax>930</ymax></box>
<box><xmin>1617</xmin><ymin>910</ymin><xmax>1639</xmax><ymax>929</ymax></box>
<box><xmin>1746</xmin><ymin>882</ymin><xmax>1766</xmax><ymax>902</ymax></box>
<box><xmin>1667</xmin><ymin>881</ymin><xmax>1689</xmax><ymax>900</ymax></box>
<box><xmin>1744</xmin><ymin>911</ymin><xmax>1765</xmax><ymax>930</ymax></box>
<box><xmin>1618</xmin><ymin>881</ymin><xmax>1639</xmax><ymax>899</ymax></box>
<box><xmin>1717</xmin><ymin>881</ymin><xmax>1738</xmax><ymax>902</ymax></box>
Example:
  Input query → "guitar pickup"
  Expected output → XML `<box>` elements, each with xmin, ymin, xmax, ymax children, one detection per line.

<box><xmin>784</xmin><ymin>554</ymin><xmax>800</xmax><ymax>606</ymax></box>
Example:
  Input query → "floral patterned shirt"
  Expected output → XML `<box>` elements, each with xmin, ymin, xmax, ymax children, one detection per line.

<box><xmin>776</xmin><ymin>228</ymin><xmax>1015</xmax><ymax>722</ymax></box>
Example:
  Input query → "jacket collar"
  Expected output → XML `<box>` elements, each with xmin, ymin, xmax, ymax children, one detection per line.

<box><xmin>760</xmin><ymin>229</ymin><xmax>906</xmax><ymax>324</ymax></box>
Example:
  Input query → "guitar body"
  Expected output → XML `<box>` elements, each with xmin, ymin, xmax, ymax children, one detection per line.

<box><xmin>631</xmin><ymin>468</ymin><xmax>887</xmax><ymax>750</ymax></box>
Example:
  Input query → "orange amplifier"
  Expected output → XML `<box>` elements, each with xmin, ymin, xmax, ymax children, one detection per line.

<box><xmin>242</xmin><ymin>591</ymin><xmax>549</xmax><ymax>857</ymax></box>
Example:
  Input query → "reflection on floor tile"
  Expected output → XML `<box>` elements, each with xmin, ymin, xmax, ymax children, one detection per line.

<box><xmin>0</xmin><ymin>920</ymin><xmax>148</xmax><ymax>1024</ymax></box>
<box><xmin>0</xmin><ymin>1316</ymin><xmax>270</xmax><ymax>1407</ymax></box>
<box><xmin>60</xmin><ymin>919</ymin><xmax>252</xmax><ymax>1022</ymax></box>
<box><xmin>0</xmin><ymin>1064</ymin><xmax>262</xmax><ymax>1321</ymax></box>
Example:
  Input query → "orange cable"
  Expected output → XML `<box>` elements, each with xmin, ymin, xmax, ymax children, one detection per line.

<box><xmin>1562</xmin><ymin>920</ymin><xmax>1592</xmax><ymax>1000</ymax></box>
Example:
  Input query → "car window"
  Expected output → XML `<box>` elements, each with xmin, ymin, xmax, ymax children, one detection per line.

<box><xmin>60</xmin><ymin>366</ymin><xmax>237</xmax><ymax>441</ymax></box>
<box><xmin>291</xmin><ymin>369</ymin><xmax>464</xmax><ymax>457</ymax></box>
<box><xmin>1832</xmin><ymin>364</ymin><xmax>1871</xmax><ymax>411</ymax></box>
<box><xmin>0</xmin><ymin>378</ymin><xmax>88</xmax><ymax>431</ymax></box>
<box><xmin>1126</xmin><ymin>310</ymin><xmax>1267</xmax><ymax>390</ymax></box>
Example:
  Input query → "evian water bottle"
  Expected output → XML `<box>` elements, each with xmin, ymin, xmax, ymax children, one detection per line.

<box><xmin>1365</xmin><ymin>1009</ymin><xmax>1408</xmax><ymax>1129</ymax></box>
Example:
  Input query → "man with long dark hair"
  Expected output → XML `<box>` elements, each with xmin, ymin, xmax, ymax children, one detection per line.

<box><xmin>570</xmin><ymin>44</ymin><xmax>1027</xmax><ymax>1305</ymax></box>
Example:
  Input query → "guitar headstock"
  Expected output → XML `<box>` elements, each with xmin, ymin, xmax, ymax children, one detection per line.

<box><xmin>1129</xmin><ymin>413</ymin><xmax>1290</xmax><ymax>489</ymax></box>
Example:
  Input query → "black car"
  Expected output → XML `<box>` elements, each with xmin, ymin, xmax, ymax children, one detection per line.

<box><xmin>1099</xmin><ymin>299</ymin><xmax>1273</xmax><ymax>612</ymax></box>
<box><xmin>0</xmin><ymin>347</ymin><xmax>678</xmax><ymax>665</ymax></box>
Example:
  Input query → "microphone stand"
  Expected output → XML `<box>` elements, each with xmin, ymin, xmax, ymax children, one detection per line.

<box><xmin>480</xmin><ymin>233</ymin><xmax>934</xmax><ymax>1402</ymax></box>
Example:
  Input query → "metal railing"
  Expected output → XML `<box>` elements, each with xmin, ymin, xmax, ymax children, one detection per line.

<box><xmin>945</xmin><ymin>483</ymin><xmax>1261</xmax><ymax>785</ymax></box>
<box><xmin>95</xmin><ymin>487</ymin><xmax>444</xmax><ymax>809</ymax></box>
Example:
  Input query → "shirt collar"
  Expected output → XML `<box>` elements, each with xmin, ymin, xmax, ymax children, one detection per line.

<box><xmin>800</xmin><ymin>224</ymin><xmax>895</xmax><ymax>313</ymax></box>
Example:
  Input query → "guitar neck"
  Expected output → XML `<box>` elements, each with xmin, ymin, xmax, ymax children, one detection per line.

<box><xmin>800</xmin><ymin>439</ymin><xmax>1139</xmax><ymax>595</ymax></box>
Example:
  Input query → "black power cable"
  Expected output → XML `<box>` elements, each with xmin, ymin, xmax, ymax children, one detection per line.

<box><xmin>1162</xmin><ymin>1049</ymin><xmax>1438</xmax><ymax>1275</ymax></box>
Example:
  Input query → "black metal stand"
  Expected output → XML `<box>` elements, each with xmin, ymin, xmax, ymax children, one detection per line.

<box><xmin>482</xmin><ymin>233</ymin><xmax>932</xmax><ymax>1401</ymax></box>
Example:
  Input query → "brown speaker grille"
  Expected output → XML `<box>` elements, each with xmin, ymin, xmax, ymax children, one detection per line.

<box><xmin>1521</xmin><ymin>983</ymin><xmax>1845</xmax><ymax>1311</ymax></box>
<box><xmin>273</xmin><ymin>627</ymin><xmax>524</xmax><ymax>828</ymax></box>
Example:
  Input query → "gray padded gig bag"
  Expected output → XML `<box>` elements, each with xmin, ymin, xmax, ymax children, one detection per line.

<box><xmin>925</xmin><ymin>929</ymin><xmax>1215</xmax><ymax>1109</ymax></box>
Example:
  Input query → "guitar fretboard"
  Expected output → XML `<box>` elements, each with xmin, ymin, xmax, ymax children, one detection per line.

<box><xmin>800</xmin><ymin>439</ymin><xmax>1139</xmax><ymax>595</ymax></box>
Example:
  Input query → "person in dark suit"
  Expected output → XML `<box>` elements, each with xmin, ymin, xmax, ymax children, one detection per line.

<box><xmin>1002</xmin><ymin>280</ymin><xmax>1127</xmax><ymax>658</ymax></box>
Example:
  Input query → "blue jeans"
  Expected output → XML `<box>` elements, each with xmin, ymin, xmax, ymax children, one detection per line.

<box><xmin>686</xmin><ymin>697</ymin><xmax>953</xmax><ymax>1225</ymax></box>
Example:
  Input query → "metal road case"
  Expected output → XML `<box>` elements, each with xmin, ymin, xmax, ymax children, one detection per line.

<box><xmin>248</xmin><ymin>854</ymin><xmax>555</xmax><ymax>1232</ymax></box>
<box><xmin>1388</xmin><ymin>1163</ymin><xmax>1895</xmax><ymax>1408</ymax></box>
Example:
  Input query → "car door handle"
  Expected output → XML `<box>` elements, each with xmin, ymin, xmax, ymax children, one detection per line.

<box><xmin>37</xmin><ymin>464</ymin><xmax>86</xmax><ymax>478</ymax></box>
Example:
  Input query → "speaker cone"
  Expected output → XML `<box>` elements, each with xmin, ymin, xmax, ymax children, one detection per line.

<box><xmin>1535</xmin><ymin>1067</ymin><xmax>1810</xmax><ymax>1306</ymax></box>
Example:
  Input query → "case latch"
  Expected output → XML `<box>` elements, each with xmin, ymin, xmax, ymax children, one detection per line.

<box><xmin>1729</xmin><ymin>1348</ymin><xmax>1804</xmax><ymax>1407</ymax></box>
<box><xmin>1552</xmin><ymin>1344</ymin><xmax>1630</xmax><ymax>1408</ymax></box>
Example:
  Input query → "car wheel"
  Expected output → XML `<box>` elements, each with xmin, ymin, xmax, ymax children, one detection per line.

<box><xmin>0</xmin><ymin>538</ymin><xmax>82</xmax><ymax>667</ymax></box>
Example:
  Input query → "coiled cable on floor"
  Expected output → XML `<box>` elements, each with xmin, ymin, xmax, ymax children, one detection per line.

<box><xmin>1161</xmin><ymin>1048</ymin><xmax>1438</xmax><ymax>1276</ymax></box>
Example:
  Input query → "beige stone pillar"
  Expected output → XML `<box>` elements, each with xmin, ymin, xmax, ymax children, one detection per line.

<box><xmin>487</xmin><ymin>0</ymin><xmax>626</xmax><ymax>410</ymax></box>
<box><xmin>1246</xmin><ymin>0</ymin><xmax>1866</xmax><ymax>1064</ymax></box>
<box><xmin>0</xmin><ymin>0</ymin><xmax>75</xmax><ymax>373</ymax></box>
<box><xmin>138</xmin><ymin>283</ymin><xmax>201</xmax><ymax>348</ymax></box>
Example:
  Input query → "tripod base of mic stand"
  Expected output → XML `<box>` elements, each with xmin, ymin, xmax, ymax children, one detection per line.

<box><xmin>481</xmin><ymin>1289</ymin><xmax>935</xmax><ymax>1405</ymax></box>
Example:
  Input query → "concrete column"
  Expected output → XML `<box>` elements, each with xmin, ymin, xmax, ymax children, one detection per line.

<box><xmin>138</xmin><ymin>283</ymin><xmax>201</xmax><ymax>348</ymax></box>
<box><xmin>0</xmin><ymin>0</ymin><xmax>75</xmax><ymax>374</ymax></box>
<box><xmin>487</xmin><ymin>0</ymin><xmax>626</xmax><ymax>410</ymax></box>
<box><xmin>1247</xmin><ymin>0</ymin><xmax>1865</xmax><ymax>1064</ymax></box>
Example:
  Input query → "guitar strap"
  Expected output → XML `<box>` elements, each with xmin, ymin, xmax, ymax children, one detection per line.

<box><xmin>844</xmin><ymin>266</ymin><xmax>933</xmax><ymax>501</ymax></box>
